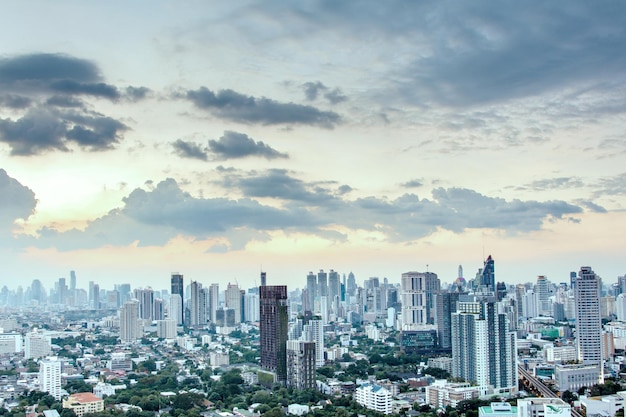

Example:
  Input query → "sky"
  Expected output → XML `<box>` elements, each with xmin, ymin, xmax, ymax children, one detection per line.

<box><xmin>1</xmin><ymin>1</ymin><xmax>625</xmax><ymax>292</ymax></box>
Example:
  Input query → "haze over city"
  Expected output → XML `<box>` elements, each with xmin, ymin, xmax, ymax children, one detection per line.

<box><xmin>1</xmin><ymin>2</ymin><xmax>625</xmax><ymax>290</ymax></box>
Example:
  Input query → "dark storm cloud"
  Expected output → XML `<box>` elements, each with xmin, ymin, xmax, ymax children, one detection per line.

<box><xmin>172</xmin><ymin>139</ymin><xmax>208</xmax><ymax>161</ymax></box>
<box><xmin>0</xmin><ymin>107</ymin><xmax>128</xmax><ymax>155</ymax></box>
<box><xmin>208</xmin><ymin>131</ymin><xmax>288</xmax><ymax>160</ymax></box>
<box><xmin>0</xmin><ymin>94</ymin><xmax>31</xmax><ymax>109</ymax></box>
<box><xmin>0</xmin><ymin>170</ymin><xmax>36</xmax><ymax>232</ymax></box>
<box><xmin>185</xmin><ymin>87</ymin><xmax>341</xmax><ymax>127</ymax></box>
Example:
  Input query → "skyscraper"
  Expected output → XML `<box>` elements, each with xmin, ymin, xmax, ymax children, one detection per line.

<box><xmin>452</xmin><ymin>297</ymin><xmax>517</xmax><ymax>396</ymax></box>
<box><xmin>225</xmin><ymin>283</ymin><xmax>242</xmax><ymax>324</ymax></box>
<box><xmin>480</xmin><ymin>255</ymin><xmax>495</xmax><ymax>291</ymax></box>
<box><xmin>189</xmin><ymin>281</ymin><xmax>207</xmax><ymax>327</ymax></box>
<box><xmin>575</xmin><ymin>266</ymin><xmax>603</xmax><ymax>382</ymax></box>
<box><xmin>401</xmin><ymin>271</ymin><xmax>439</xmax><ymax>328</ymax></box>
<box><xmin>306</xmin><ymin>272</ymin><xmax>317</xmax><ymax>313</ymax></box>
<box><xmin>171</xmin><ymin>273</ymin><xmax>184</xmax><ymax>325</ymax></box>
<box><xmin>134</xmin><ymin>287</ymin><xmax>154</xmax><ymax>321</ymax></box>
<box><xmin>260</xmin><ymin>285</ymin><xmax>288</xmax><ymax>384</ymax></box>
<box><xmin>435</xmin><ymin>291</ymin><xmax>460</xmax><ymax>351</ymax></box>
<box><xmin>317</xmin><ymin>270</ymin><xmax>328</xmax><ymax>298</ymax></box>
<box><xmin>208</xmin><ymin>283</ymin><xmax>219</xmax><ymax>323</ymax></box>
<box><xmin>120</xmin><ymin>299</ymin><xmax>141</xmax><ymax>342</ymax></box>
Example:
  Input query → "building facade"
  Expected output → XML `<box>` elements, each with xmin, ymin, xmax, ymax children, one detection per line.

<box><xmin>260</xmin><ymin>285</ymin><xmax>288</xmax><ymax>384</ymax></box>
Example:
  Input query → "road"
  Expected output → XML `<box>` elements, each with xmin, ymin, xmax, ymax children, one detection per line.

<box><xmin>518</xmin><ymin>365</ymin><xmax>584</xmax><ymax>417</ymax></box>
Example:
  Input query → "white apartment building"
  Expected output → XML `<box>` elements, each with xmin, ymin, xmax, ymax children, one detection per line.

<box><xmin>25</xmin><ymin>332</ymin><xmax>52</xmax><ymax>359</ymax></box>
<box><xmin>354</xmin><ymin>383</ymin><xmax>392</xmax><ymax>414</ymax></box>
<box><xmin>39</xmin><ymin>357</ymin><xmax>62</xmax><ymax>400</ymax></box>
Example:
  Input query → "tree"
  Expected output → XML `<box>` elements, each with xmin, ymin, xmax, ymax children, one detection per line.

<box><xmin>561</xmin><ymin>390</ymin><xmax>577</xmax><ymax>404</ymax></box>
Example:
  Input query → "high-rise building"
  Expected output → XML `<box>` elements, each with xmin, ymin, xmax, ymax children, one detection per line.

<box><xmin>39</xmin><ymin>357</ymin><xmax>62</xmax><ymax>400</ymax></box>
<box><xmin>451</xmin><ymin>297</ymin><xmax>517</xmax><ymax>396</ymax></box>
<box><xmin>260</xmin><ymin>271</ymin><xmax>267</xmax><ymax>287</ymax></box>
<box><xmin>535</xmin><ymin>275</ymin><xmax>552</xmax><ymax>315</ymax></box>
<box><xmin>245</xmin><ymin>292</ymin><xmax>259</xmax><ymax>322</ymax></box>
<box><xmin>575</xmin><ymin>266</ymin><xmax>603</xmax><ymax>383</ymax></box>
<box><xmin>347</xmin><ymin>272</ymin><xmax>357</xmax><ymax>297</ymax></box>
<box><xmin>286</xmin><ymin>340</ymin><xmax>316</xmax><ymax>390</ymax></box>
<box><xmin>260</xmin><ymin>285</ymin><xmax>288</xmax><ymax>384</ymax></box>
<box><xmin>170</xmin><ymin>273</ymin><xmax>184</xmax><ymax>325</ymax></box>
<box><xmin>119</xmin><ymin>299</ymin><xmax>141</xmax><ymax>342</ymax></box>
<box><xmin>436</xmin><ymin>291</ymin><xmax>461</xmax><ymax>351</ymax></box>
<box><xmin>303</xmin><ymin>317</ymin><xmax>324</xmax><ymax>368</ymax></box>
<box><xmin>134</xmin><ymin>287</ymin><xmax>154</xmax><ymax>321</ymax></box>
<box><xmin>208</xmin><ymin>283</ymin><xmax>219</xmax><ymax>323</ymax></box>
<box><xmin>169</xmin><ymin>294</ymin><xmax>183</xmax><ymax>325</ymax></box>
<box><xmin>401</xmin><ymin>271</ymin><xmax>439</xmax><ymax>329</ymax></box>
<box><xmin>328</xmin><ymin>270</ymin><xmax>340</xmax><ymax>310</ymax></box>
<box><xmin>157</xmin><ymin>319</ymin><xmax>177</xmax><ymax>339</ymax></box>
<box><xmin>189</xmin><ymin>281</ymin><xmax>207</xmax><ymax>327</ymax></box>
<box><xmin>306</xmin><ymin>272</ymin><xmax>317</xmax><ymax>313</ymax></box>
<box><xmin>480</xmin><ymin>255</ymin><xmax>495</xmax><ymax>291</ymax></box>
<box><xmin>317</xmin><ymin>270</ymin><xmax>328</xmax><ymax>298</ymax></box>
<box><xmin>225</xmin><ymin>283</ymin><xmax>242</xmax><ymax>324</ymax></box>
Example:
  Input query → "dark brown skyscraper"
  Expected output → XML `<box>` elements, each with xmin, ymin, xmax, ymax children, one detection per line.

<box><xmin>260</xmin><ymin>285</ymin><xmax>288</xmax><ymax>384</ymax></box>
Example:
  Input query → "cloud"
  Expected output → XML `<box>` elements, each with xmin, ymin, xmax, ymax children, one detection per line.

<box><xmin>0</xmin><ymin>107</ymin><xmax>128</xmax><ymax>155</ymax></box>
<box><xmin>124</xmin><ymin>86</ymin><xmax>151</xmax><ymax>101</ymax></box>
<box><xmin>391</xmin><ymin>3</ymin><xmax>626</xmax><ymax>107</ymax></box>
<box><xmin>0</xmin><ymin>94</ymin><xmax>32</xmax><ymax>109</ymax></box>
<box><xmin>18</xmin><ymin>173</ymin><xmax>586</xmax><ymax>251</ymax></box>
<box><xmin>221</xmin><ymin>169</ymin><xmax>340</xmax><ymax>205</ymax></box>
<box><xmin>0</xmin><ymin>170</ymin><xmax>37</xmax><ymax>233</ymax></box>
<box><xmin>185</xmin><ymin>87</ymin><xmax>341</xmax><ymax>127</ymax></box>
<box><xmin>594</xmin><ymin>172</ymin><xmax>626</xmax><ymax>197</ymax></box>
<box><xmin>402</xmin><ymin>179</ymin><xmax>423</xmax><ymax>188</ymax></box>
<box><xmin>172</xmin><ymin>139</ymin><xmax>208</xmax><ymax>161</ymax></box>
<box><xmin>302</xmin><ymin>81</ymin><xmax>347</xmax><ymax>104</ymax></box>
<box><xmin>525</xmin><ymin>177</ymin><xmax>585</xmax><ymax>191</ymax></box>
<box><xmin>49</xmin><ymin>80</ymin><xmax>120</xmax><ymax>100</ymax></box>
<box><xmin>208</xmin><ymin>131</ymin><xmax>288</xmax><ymax>160</ymax></box>
<box><xmin>578</xmin><ymin>200</ymin><xmax>607</xmax><ymax>213</ymax></box>
<box><xmin>0</xmin><ymin>53</ymin><xmax>100</xmax><ymax>86</ymax></box>
<box><xmin>46</xmin><ymin>95</ymin><xmax>84</xmax><ymax>108</ymax></box>
<box><xmin>302</xmin><ymin>81</ymin><xmax>325</xmax><ymax>101</ymax></box>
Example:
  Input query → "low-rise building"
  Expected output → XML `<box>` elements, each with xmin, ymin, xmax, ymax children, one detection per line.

<box><xmin>354</xmin><ymin>382</ymin><xmax>392</xmax><ymax>414</ymax></box>
<box><xmin>554</xmin><ymin>364</ymin><xmax>601</xmax><ymax>392</ymax></box>
<box><xmin>62</xmin><ymin>393</ymin><xmax>104</xmax><ymax>417</ymax></box>
<box><xmin>517</xmin><ymin>398</ymin><xmax>571</xmax><ymax>417</ymax></box>
<box><xmin>425</xmin><ymin>380</ymin><xmax>481</xmax><ymax>409</ymax></box>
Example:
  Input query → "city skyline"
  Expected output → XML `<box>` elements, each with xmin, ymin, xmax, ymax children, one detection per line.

<box><xmin>1</xmin><ymin>2</ymin><xmax>626</xmax><ymax>289</ymax></box>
